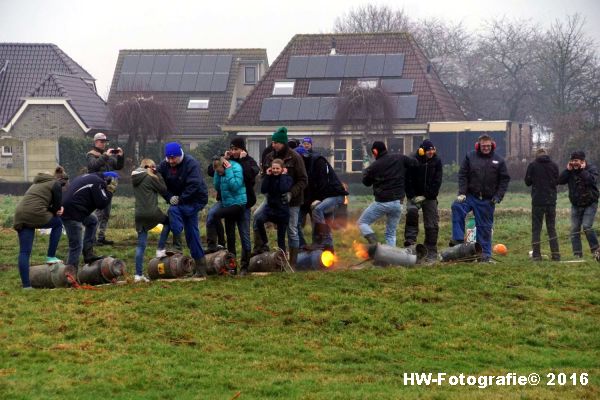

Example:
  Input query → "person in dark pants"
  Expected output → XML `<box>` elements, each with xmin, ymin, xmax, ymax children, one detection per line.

<box><xmin>451</xmin><ymin>134</ymin><xmax>510</xmax><ymax>261</ymax></box>
<box><xmin>157</xmin><ymin>142</ymin><xmax>209</xmax><ymax>277</ymax></box>
<box><xmin>255</xmin><ymin>159</ymin><xmax>294</xmax><ymax>252</ymax></box>
<box><xmin>558</xmin><ymin>150</ymin><xmax>599</xmax><ymax>258</ymax></box>
<box><xmin>524</xmin><ymin>148</ymin><xmax>560</xmax><ymax>261</ymax></box>
<box><xmin>62</xmin><ymin>172</ymin><xmax>118</xmax><ymax>269</ymax></box>
<box><xmin>13</xmin><ymin>167</ymin><xmax>67</xmax><ymax>288</ymax></box>
<box><xmin>404</xmin><ymin>139</ymin><xmax>443</xmax><ymax>261</ymax></box>
<box><xmin>86</xmin><ymin>132</ymin><xmax>124</xmax><ymax>246</ymax></box>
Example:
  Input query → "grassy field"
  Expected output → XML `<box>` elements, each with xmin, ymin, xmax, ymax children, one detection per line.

<box><xmin>0</xmin><ymin>193</ymin><xmax>599</xmax><ymax>399</ymax></box>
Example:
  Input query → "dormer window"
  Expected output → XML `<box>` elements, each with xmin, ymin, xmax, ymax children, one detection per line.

<box><xmin>273</xmin><ymin>81</ymin><xmax>295</xmax><ymax>96</ymax></box>
<box><xmin>187</xmin><ymin>99</ymin><xmax>209</xmax><ymax>109</ymax></box>
<box><xmin>357</xmin><ymin>78</ymin><xmax>379</xmax><ymax>89</ymax></box>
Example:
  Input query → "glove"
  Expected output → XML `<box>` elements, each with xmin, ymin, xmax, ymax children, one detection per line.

<box><xmin>169</xmin><ymin>196</ymin><xmax>179</xmax><ymax>205</ymax></box>
<box><xmin>456</xmin><ymin>194</ymin><xmax>466</xmax><ymax>203</ymax></box>
<box><xmin>491</xmin><ymin>196</ymin><xmax>500</xmax><ymax>205</ymax></box>
<box><xmin>106</xmin><ymin>179</ymin><xmax>118</xmax><ymax>193</ymax></box>
<box><xmin>286</xmin><ymin>192</ymin><xmax>292</xmax><ymax>203</ymax></box>
<box><xmin>413</xmin><ymin>196</ymin><xmax>426</xmax><ymax>204</ymax></box>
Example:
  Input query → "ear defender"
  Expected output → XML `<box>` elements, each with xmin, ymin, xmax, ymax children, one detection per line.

<box><xmin>372</xmin><ymin>148</ymin><xmax>378</xmax><ymax>157</ymax></box>
<box><xmin>418</xmin><ymin>147</ymin><xmax>425</xmax><ymax>156</ymax></box>
<box><xmin>475</xmin><ymin>141</ymin><xmax>496</xmax><ymax>151</ymax></box>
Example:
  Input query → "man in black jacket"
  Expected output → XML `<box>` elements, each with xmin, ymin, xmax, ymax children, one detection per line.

<box><xmin>358</xmin><ymin>141</ymin><xmax>416</xmax><ymax>246</ymax></box>
<box><xmin>525</xmin><ymin>148</ymin><xmax>560</xmax><ymax>261</ymax></box>
<box><xmin>558</xmin><ymin>150</ymin><xmax>599</xmax><ymax>258</ymax></box>
<box><xmin>87</xmin><ymin>132</ymin><xmax>124</xmax><ymax>246</ymax></box>
<box><xmin>404</xmin><ymin>139</ymin><xmax>443</xmax><ymax>260</ymax></box>
<box><xmin>62</xmin><ymin>172</ymin><xmax>117</xmax><ymax>268</ymax></box>
<box><xmin>451</xmin><ymin>134</ymin><xmax>510</xmax><ymax>261</ymax></box>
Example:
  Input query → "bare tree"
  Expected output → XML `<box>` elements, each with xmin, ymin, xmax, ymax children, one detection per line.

<box><xmin>110</xmin><ymin>95</ymin><xmax>174</xmax><ymax>165</ymax></box>
<box><xmin>333</xmin><ymin>4</ymin><xmax>412</xmax><ymax>33</ymax></box>
<box><xmin>332</xmin><ymin>86</ymin><xmax>395</xmax><ymax>164</ymax></box>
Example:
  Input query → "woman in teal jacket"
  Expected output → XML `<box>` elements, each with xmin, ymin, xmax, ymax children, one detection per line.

<box><xmin>207</xmin><ymin>157</ymin><xmax>247</xmax><ymax>263</ymax></box>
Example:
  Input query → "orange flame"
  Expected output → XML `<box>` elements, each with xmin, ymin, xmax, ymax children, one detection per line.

<box><xmin>320</xmin><ymin>250</ymin><xmax>337</xmax><ymax>268</ymax></box>
<box><xmin>352</xmin><ymin>241</ymin><xmax>370</xmax><ymax>260</ymax></box>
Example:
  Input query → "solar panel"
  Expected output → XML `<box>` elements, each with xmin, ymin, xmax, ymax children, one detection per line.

<box><xmin>297</xmin><ymin>97</ymin><xmax>320</xmax><ymax>120</ymax></box>
<box><xmin>179</xmin><ymin>73</ymin><xmax>198</xmax><ymax>91</ymax></box>
<box><xmin>184</xmin><ymin>55</ymin><xmax>202</xmax><ymax>73</ymax></box>
<box><xmin>168</xmin><ymin>55</ymin><xmax>185</xmax><ymax>73</ymax></box>
<box><xmin>152</xmin><ymin>55</ymin><xmax>170</xmax><ymax>73</ymax></box>
<box><xmin>344</xmin><ymin>55</ymin><xmax>366</xmax><ymax>77</ymax></box>
<box><xmin>121</xmin><ymin>55</ymin><xmax>140</xmax><ymax>73</ymax></box>
<box><xmin>381</xmin><ymin>78</ymin><xmax>413</xmax><ymax>93</ymax></box>
<box><xmin>148</xmin><ymin>73</ymin><xmax>166</xmax><ymax>91</ymax></box>
<box><xmin>324</xmin><ymin>55</ymin><xmax>347</xmax><ymax>78</ymax></box>
<box><xmin>117</xmin><ymin>74</ymin><xmax>135</xmax><ymax>90</ymax></box>
<box><xmin>308</xmin><ymin>80</ymin><xmax>341</xmax><ymax>95</ymax></box>
<box><xmin>306</xmin><ymin>56</ymin><xmax>327</xmax><ymax>78</ymax></box>
<box><xmin>214</xmin><ymin>55</ymin><xmax>232</xmax><ymax>73</ymax></box>
<box><xmin>278</xmin><ymin>98</ymin><xmax>301</xmax><ymax>120</ymax></box>
<box><xmin>210</xmin><ymin>73</ymin><xmax>229</xmax><ymax>91</ymax></box>
<box><xmin>133</xmin><ymin>74</ymin><xmax>151</xmax><ymax>89</ymax></box>
<box><xmin>382</xmin><ymin>54</ymin><xmax>404</xmax><ymax>76</ymax></box>
<box><xmin>260</xmin><ymin>98</ymin><xmax>283</xmax><ymax>121</ymax></box>
<box><xmin>317</xmin><ymin>97</ymin><xmax>337</xmax><ymax>120</ymax></box>
<box><xmin>195</xmin><ymin>73</ymin><xmax>213</xmax><ymax>91</ymax></box>
<box><xmin>363</xmin><ymin>54</ymin><xmax>385</xmax><ymax>77</ymax></box>
<box><xmin>394</xmin><ymin>95</ymin><xmax>418</xmax><ymax>119</ymax></box>
<box><xmin>137</xmin><ymin>55</ymin><xmax>155</xmax><ymax>73</ymax></box>
<box><xmin>163</xmin><ymin>74</ymin><xmax>182</xmax><ymax>91</ymax></box>
<box><xmin>287</xmin><ymin>56</ymin><xmax>309</xmax><ymax>78</ymax></box>
<box><xmin>200</xmin><ymin>55</ymin><xmax>217</xmax><ymax>73</ymax></box>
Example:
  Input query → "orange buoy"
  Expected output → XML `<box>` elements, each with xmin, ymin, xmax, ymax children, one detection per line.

<box><xmin>493</xmin><ymin>243</ymin><xmax>508</xmax><ymax>256</ymax></box>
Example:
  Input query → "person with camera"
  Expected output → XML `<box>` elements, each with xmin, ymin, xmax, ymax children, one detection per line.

<box><xmin>450</xmin><ymin>134</ymin><xmax>510</xmax><ymax>262</ymax></box>
<box><xmin>86</xmin><ymin>132</ymin><xmax>124</xmax><ymax>246</ymax></box>
<box><xmin>558</xmin><ymin>151</ymin><xmax>599</xmax><ymax>258</ymax></box>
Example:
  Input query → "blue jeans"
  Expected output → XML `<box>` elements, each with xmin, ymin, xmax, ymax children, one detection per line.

<box><xmin>287</xmin><ymin>206</ymin><xmax>300</xmax><ymax>249</ymax></box>
<box><xmin>237</xmin><ymin>208</ymin><xmax>251</xmax><ymax>252</ymax></box>
<box><xmin>451</xmin><ymin>195</ymin><xmax>495</xmax><ymax>258</ymax></box>
<box><xmin>312</xmin><ymin>195</ymin><xmax>345</xmax><ymax>247</ymax></box>
<box><xmin>63</xmin><ymin>214</ymin><xmax>98</xmax><ymax>267</ymax></box>
<box><xmin>207</xmin><ymin>202</ymin><xmax>225</xmax><ymax>246</ymax></box>
<box><xmin>358</xmin><ymin>200</ymin><xmax>402</xmax><ymax>246</ymax></box>
<box><xmin>168</xmin><ymin>204</ymin><xmax>204</xmax><ymax>259</ymax></box>
<box><xmin>135</xmin><ymin>229</ymin><xmax>149</xmax><ymax>276</ymax></box>
<box><xmin>570</xmin><ymin>203</ymin><xmax>599</xmax><ymax>256</ymax></box>
<box><xmin>16</xmin><ymin>216</ymin><xmax>63</xmax><ymax>288</ymax></box>
<box><xmin>252</xmin><ymin>200</ymin><xmax>266</xmax><ymax>230</ymax></box>
<box><xmin>297</xmin><ymin>205</ymin><xmax>311</xmax><ymax>247</ymax></box>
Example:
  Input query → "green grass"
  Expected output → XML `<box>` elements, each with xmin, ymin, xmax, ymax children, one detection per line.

<box><xmin>0</xmin><ymin>194</ymin><xmax>599</xmax><ymax>399</ymax></box>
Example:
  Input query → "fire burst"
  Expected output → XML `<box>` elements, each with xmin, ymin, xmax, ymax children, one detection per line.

<box><xmin>352</xmin><ymin>241</ymin><xmax>370</xmax><ymax>260</ymax></box>
<box><xmin>320</xmin><ymin>250</ymin><xmax>337</xmax><ymax>268</ymax></box>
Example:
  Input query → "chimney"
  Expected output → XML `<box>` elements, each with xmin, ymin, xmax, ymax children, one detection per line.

<box><xmin>330</xmin><ymin>38</ymin><xmax>337</xmax><ymax>55</ymax></box>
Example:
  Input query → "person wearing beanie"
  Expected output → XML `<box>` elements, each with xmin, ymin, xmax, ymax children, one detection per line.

<box><xmin>558</xmin><ymin>150</ymin><xmax>600</xmax><ymax>258</ymax></box>
<box><xmin>525</xmin><ymin>148</ymin><xmax>560</xmax><ymax>261</ymax></box>
<box><xmin>86</xmin><ymin>133</ymin><xmax>124</xmax><ymax>246</ymax></box>
<box><xmin>450</xmin><ymin>134</ymin><xmax>510</xmax><ymax>262</ymax></box>
<box><xmin>358</xmin><ymin>141</ymin><xmax>417</xmax><ymax>246</ymax></box>
<box><xmin>13</xmin><ymin>169</ymin><xmax>66</xmax><ymax>288</ymax></box>
<box><xmin>254</xmin><ymin>126</ymin><xmax>308</xmax><ymax>267</ymax></box>
<box><xmin>157</xmin><ymin>142</ymin><xmax>210</xmax><ymax>277</ymax></box>
<box><xmin>61</xmin><ymin>172</ymin><xmax>115</xmax><ymax>269</ymax></box>
<box><xmin>302</xmin><ymin>137</ymin><xmax>313</xmax><ymax>153</ymax></box>
<box><xmin>404</xmin><ymin>139</ymin><xmax>443</xmax><ymax>261</ymax></box>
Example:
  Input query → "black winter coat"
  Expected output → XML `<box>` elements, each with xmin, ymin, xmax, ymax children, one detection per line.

<box><xmin>62</xmin><ymin>173</ymin><xmax>112</xmax><ymax>222</ymax></box>
<box><xmin>524</xmin><ymin>155</ymin><xmax>559</xmax><ymax>206</ymax></box>
<box><xmin>157</xmin><ymin>154</ymin><xmax>208</xmax><ymax>209</ymax></box>
<box><xmin>458</xmin><ymin>150</ymin><xmax>510</xmax><ymax>201</ymax></box>
<box><xmin>362</xmin><ymin>151</ymin><xmax>416</xmax><ymax>202</ymax></box>
<box><xmin>305</xmin><ymin>155</ymin><xmax>348</xmax><ymax>203</ymax></box>
<box><xmin>261</xmin><ymin>174</ymin><xmax>294</xmax><ymax>220</ymax></box>
<box><xmin>263</xmin><ymin>146</ymin><xmax>308</xmax><ymax>207</ymax></box>
<box><xmin>405</xmin><ymin>153</ymin><xmax>443</xmax><ymax>200</ymax></box>
<box><xmin>558</xmin><ymin>164</ymin><xmax>599</xmax><ymax>207</ymax></box>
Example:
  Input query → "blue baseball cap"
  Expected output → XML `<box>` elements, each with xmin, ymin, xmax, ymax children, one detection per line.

<box><xmin>103</xmin><ymin>171</ymin><xmax>119</xmax><ymax>179</ymax></box>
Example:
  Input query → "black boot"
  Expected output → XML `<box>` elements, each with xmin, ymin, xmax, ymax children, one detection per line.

<box><xmin>172</xmin><ymin>233</ymin><xmax>183</xmax><ymax>252</ymax></box>
<box><xmin>365</xmin><ymin>233</ymin><xmax>378</xmax><ymax>245</ymax></box>
<box><xmin>205</xmin><ymin>225</ymin><xmax>223</xmax><ymax>254</ymax></box>
<box><xmin>288</xmin><ymin>247</ymin><xmax>299</xmax><ymax>269</ymax></box>
<box><xmin>83</xmin><ymin>247</ymin><xmax>103</xmax><ymax>264</ymax></box>
<box><xmin>193</xmin><ymin>257</ymin><xmax>208</xmax><ymax>278</ymax></box>
<box><xmin>251</xmin><ymin>230</ymin><xmax>269</xmax><ymax>256</ymax></box>
<box><xmin>449</xmin><ymin>239</ymin><xmax>464</xmax><ymax>247</ymax></box>
<box><xmin>240</xmin><ymin>249</ymin><xmax>251</xmax><ymax>276</ymax></box>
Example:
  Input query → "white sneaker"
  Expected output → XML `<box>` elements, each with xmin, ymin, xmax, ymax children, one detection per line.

<box><xmin>134</xmin><ymin>275</ymin><xmax>150</xmax><ymax>283</ymax></box>
<box><xmin>155</xmin><ymin>249</ymin><xmax>166</xmax><ymax>258</ymax></box>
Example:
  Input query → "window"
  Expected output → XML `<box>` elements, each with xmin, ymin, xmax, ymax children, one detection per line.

<box><xmin>244</xmin><ymin>66</ymin><xmax>257</xmax><ymax>84</ymax></box>
<box><xmin>236</xmin><ymin>97</ymin><xmax>245</xmax><ymax>110</ymax></box>
<box><xmin>1</xmin><ymin>146</ymin><xmax>12</xmax><ymax>156</ymax></box>
<box><xmin>412</xmin><ymin>135</ymin><xmax>424</xmax><ymax>152</ymax></box>
<box><xmin>187</xmin><ymin>99</ymin><xmax>209</xmax><ymax>109</ymax></box>
<box><xmin>333</xmin><ymin>138</ymin><xmax>365</xmax><ymax>173</ymax></box>
<box><xmin>357</xmin><ymin>78</ymin><xmax>378</xmax><ymax>89</ymax></box>
<box><xmin>388</xmin><ymin>137</ymin><xmax>404</xmax><ymax>155</ymax></box>
<box><xmin>272</xmin><ymin>81</ymin><xmax>295</xmax><ymax>96</ymax></box>
<box><xmin>351</xmin><ymin>139</ymin><xmax>363</xmax><ymax>172</ymax></box>
<box><xmin>248</xmin><ymin>138</ymin><xmax>269</xmax><ymax>165</ymax></box>
<box><xmin>333</xmin><ymin>139</ymin><xmax>346</xmax><ymax>173</ymax></box>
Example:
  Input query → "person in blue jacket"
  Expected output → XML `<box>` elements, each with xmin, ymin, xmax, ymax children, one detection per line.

<box><xmin>208</xmin><ymin>157</ymin><xmax>247</xmax><ymax>268</ymax></box>
<box><xmin>157</xmin><ymin>142</ymin><xmax>209</xmax><ymax>277</ymax></box>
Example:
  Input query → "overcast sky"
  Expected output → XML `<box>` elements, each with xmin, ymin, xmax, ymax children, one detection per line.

<box><xmin>1</xmin><ymin>0</ymin><xmax>598</xmax><ymax>99</ymax></box>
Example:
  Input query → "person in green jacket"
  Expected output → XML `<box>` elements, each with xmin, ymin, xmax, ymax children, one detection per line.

<box><xmin>13</xmin><ymin>167</ymin><xmax>67</xmax><ymax>288</ymax></box>
<box><xmin>132</xmin><ymin>159</ymin><xmax>170</xmax><ymax>282</ymax></box>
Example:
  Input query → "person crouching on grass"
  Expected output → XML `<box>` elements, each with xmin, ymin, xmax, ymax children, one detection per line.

<box><xmin>13</xmin><ymin>167</ymin><xmax>67</xmax><ymax>289</ymax></box>
<box><xmin>254</xmin><ymin>159</ymin><xmax>293</xmax><ymax>255</ymax></box>
<box><xmin>132</xmin><ymin>159</ymin><xmax>170</xmax><ymax>282</ymax></box>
